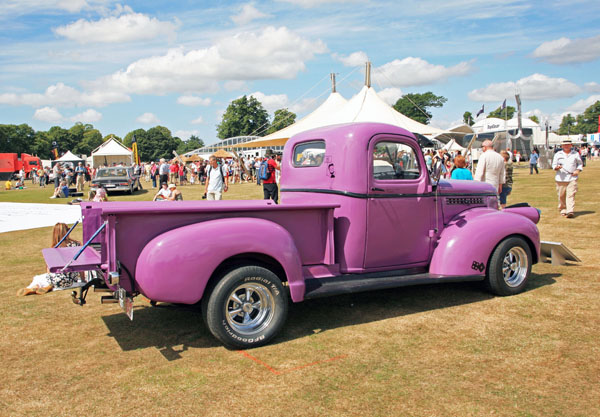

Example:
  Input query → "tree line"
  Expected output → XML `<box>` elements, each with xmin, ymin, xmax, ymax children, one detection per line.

<box><xmin>4</xmin><ymin>95</ymin><xmax>597</xmax><ymax>161</ymax></box>
<box><xmin>0</xmin><ymin>122</ymin><xmax>205</xmax><ymax>161</ymax></box>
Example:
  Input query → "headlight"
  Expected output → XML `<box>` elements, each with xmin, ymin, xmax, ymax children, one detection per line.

<box><xmin>487</xmin><ymin>196</ymin><xmax>499</xmax><ymax>210</ymax></box>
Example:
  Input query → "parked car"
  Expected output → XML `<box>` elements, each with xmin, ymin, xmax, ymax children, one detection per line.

<box><xmin>91</xmin><ymin>167</ymin><xmax>140</xmax><ymax>194</ymax></box>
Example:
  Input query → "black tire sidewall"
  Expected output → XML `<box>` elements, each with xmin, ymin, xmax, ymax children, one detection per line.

<box><xmin>487</xmin><ymin>237</ymin><xmax>532</xmax><ymax>296</ymax></box>
<box><xmin>203</xmin><ymin>266</ymin><xmax>288</xmax><ymax>349</ymax></box>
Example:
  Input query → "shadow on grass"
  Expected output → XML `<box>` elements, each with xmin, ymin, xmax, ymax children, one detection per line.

<box><xmin>101</xmin><ymin>303</ymin><xmax>219</xmax><ymax>360</ymax></box>
<box><xmin>574</xmin><ymin>210</ymin><xmax>594</xmax><ymax>218</ymax></box>
<box><xmin>101</xmin><ymin>272</ymin><xmax>559</xmax><ymax>357</ymax></box>
<box><xmin>277</xmin><ymin>272</ymin><xmax>559</xmax><ymax>345</ymax></box>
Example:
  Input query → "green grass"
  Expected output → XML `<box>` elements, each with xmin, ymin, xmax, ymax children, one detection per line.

<box><xmin>1</xmin><ymin>162</ymin><xmax>599</xmax><ymax>416</ymax></box>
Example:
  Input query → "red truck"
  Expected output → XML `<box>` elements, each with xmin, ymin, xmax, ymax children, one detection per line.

<box><xmin>0</xmin><ymin>153</ymin><xmax>42</xmax><ymax>181</ymax></box>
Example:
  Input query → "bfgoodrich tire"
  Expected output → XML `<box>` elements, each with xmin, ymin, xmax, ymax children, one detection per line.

<box><xmin>202</xmin><ymin>266</ymin><xmax>288</xmax><ymax>349</ymax></box>
<box><xmin>486</xmin><ymin>237</ymin><xmax>532</xmax><ymax>296</ymax></box>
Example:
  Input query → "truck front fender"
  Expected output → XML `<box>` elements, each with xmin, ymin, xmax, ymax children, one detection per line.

<box><xmin>135</xmin><ymin>217</ymin><xmax>304</xmax><ymax>304</ymax></box>
<box><xmin>429</xmin><ymin>208</ymin><xmax>540</xmax><ymax>277</ymax></box>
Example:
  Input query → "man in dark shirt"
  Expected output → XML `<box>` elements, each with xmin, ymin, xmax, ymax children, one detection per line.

<box><xmin>262</xmin><ymin>150</ymin><xmax>280</xmax><ymax>204</ymax></box>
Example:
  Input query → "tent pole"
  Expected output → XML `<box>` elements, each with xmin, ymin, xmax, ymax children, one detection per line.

<box><xmin>365</xmin><ymin>62</ymin><xmax>371</xmax><ymax>88</ymax></box>
<box><xmin>331</xmin><ymin>73</ymin><xmax>336</xmax><ymax>93</ymax></box>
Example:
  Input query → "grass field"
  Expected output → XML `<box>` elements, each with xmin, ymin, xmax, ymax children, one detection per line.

<box><xmin>1</xmin><ymin>163</ymin><xmax>599</xmax><ymax>416</ymax></box>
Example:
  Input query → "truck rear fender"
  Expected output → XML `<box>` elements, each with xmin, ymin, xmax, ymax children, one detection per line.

<box><xmin>429</xmin><ymin>208</ymin><xmax>540</xmax><ymax>277</ymax></box>
<box><xmin>135</xmin><ymin>217</ymin><xmax>304</xmax><ymax>304</ymax></box>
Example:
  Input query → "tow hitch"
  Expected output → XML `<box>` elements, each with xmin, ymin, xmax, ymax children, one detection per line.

<box><xmin>70</xmin><ymin>277</ymin><xmax>104</xmax><ymax>306</ymax></box>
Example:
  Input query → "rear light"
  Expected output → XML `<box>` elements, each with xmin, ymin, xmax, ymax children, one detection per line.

<box><xmin>119</xmin><ymin>182</ymin><xmax>129</xmax><ymax>186</ymax></box>
<box><xmin>91</xmin><ymin>182</ymin><xmax>98</xmax><ymax>187</ymax></box>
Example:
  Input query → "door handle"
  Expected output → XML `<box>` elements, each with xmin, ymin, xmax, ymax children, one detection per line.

<box><xmin>371</xmin><ymin>187</ymin><xmax>384</xmax><ymax>192</ymax></box>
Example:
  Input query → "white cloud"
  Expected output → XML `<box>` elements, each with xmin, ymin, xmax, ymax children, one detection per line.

<box><xmin>177</xmin><ymin>95</ymin><xmax>212</xmax><ymax>106</ymax></box>
<box><xmin>468</xmin><ymin>74</ymin><xmax>581</xmax><ymax>102</ymax></box>
<box><xmin>374</xmin><ymin>57</ymin><xmax>474</xmax><ymax>87</ymax></box>
<box><xmin>33</xmin><ymin>107</ymin><xmax>63</xmax><ymax>123</ymax></box>
<box><xmin>248</xmin><ymin>91</ymin><xmax>289</xmax><ymax>113</ymax></box>
<box><xmin>566</xmin><ymin>95</ymin><xmax>600</xmax><ymax>114</ymax></box>
<box><xmin>231</xmin><ymin>4</ymin><xmax>271</xmax><ymax>25</ymax></box>
<box><xmin>174</xmin><ymin>130</ymin><xmax>199</xmax><ymax>140</ymax></box>
<box><xmin>136</xmin><ymin>112</ymin><xmax>160</xmax><ymax>124</ymax></box>
<box><xmin>0</xmin><ymin>0</ymin><xmax>95</xmax><ymax>15</ymax></box>
<box><xmin>224</xmin><ymin>81</ymin><xmax>249</xmax><ymax>92</ymax></box>
<box><xmin>532</xmin><ymin>34</ymin><xmax>600</xmax><ymax>65</ymax></box>
<box><xmin>54</xmin><ymin>6</ymin><xmax>179</xmax><ymax>44</ymax></box>
<box><xmin>71</xmin><ymin>108</ymin><xmax>102</xmax><ymax>123</ymax></box>
<box><xmin>0</xmin><ymin>82</ymin><xmax>130</xmax><ymax>108</ymax></box>
<box><xmin>585</xmin><ymin>82</ymin><xmax>600</xmax><ymax>93</ymax></box>
<box><xmin>190</xmin><ymin>116</ymin><xmax>204</xmax><ymax>124</ymax></box>
<box><xmin>289</xmin><ymin>97</ymin><xmax>319</xmax><ymax>115</ymax></box>
<box><xmin>377</xmin><ymin>87</ymin><xmax>403</xmax><ymax>105</ymax></box>
<box><xmin>276</xmin><ymin>0</ymin><xmax>360</xmax><ymax>7</ymax></box>
<box><xmin>92</xmin><ymin>26</ymin><xmax>327</xmax><ymax>95</ymax></box>
<box><xmin>333</xmin><ymin>51</ymin><xmax>368</xmax><ymax>67</ymax></box>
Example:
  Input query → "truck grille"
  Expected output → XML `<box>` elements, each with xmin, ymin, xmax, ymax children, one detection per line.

<box><xmin>446</xmin><ymin>197</ymin><xmax>484</xmax><ymax>205</ymax></box>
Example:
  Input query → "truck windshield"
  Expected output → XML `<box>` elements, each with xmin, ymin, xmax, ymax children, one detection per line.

<box><xmin>293</xmin><ymin>141</ymin><xmax>325</xmax><ymax>167</ymax></box>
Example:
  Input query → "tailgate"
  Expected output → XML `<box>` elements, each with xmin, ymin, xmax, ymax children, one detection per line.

<box><xmin>42</xmin><ymin>246</ymin><xmax>102</xmax><ymax>273</ymax></box>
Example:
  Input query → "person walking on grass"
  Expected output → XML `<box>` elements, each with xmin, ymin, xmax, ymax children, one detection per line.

<box><xmin>474</xmin><ymin>140</ymin><xmax>505</xmax><ymax>195</ymax></box>
<box><xmin>529</xmin><ymin>148</ymin><xmax>539</xmax><ymax>174</ymax></box>
<box><xmin>552</xmin><ymin>139</ymin><xmax>583</xmax><ymax>219</ymax></box>
<box><xmin>205</xmin><ymin>156</ymin><xmax>228</xmax><ymax>200</ymax></box>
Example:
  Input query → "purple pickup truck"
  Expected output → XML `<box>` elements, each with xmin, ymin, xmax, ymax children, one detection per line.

<box><xmin>43</xmin><ymin>123</ymin><xmax>540</xmax><ymax>348</ymax></box>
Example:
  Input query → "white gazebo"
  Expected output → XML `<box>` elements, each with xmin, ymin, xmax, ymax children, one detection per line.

<box><xmin>52</xmin><ymin>150</ymin><xmax>84</xmax><ymax>167</ymax></box>
<box><xmin>90</xmin><ymin>137</ymin><xmax>133</xmax><ymax>168</ymax></box>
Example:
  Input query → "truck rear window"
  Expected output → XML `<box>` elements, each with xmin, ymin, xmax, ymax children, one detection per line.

<box><xmin>293</xmin><ymin>141</ymin><xmax>325</xmax><ymax>167</ymax></box>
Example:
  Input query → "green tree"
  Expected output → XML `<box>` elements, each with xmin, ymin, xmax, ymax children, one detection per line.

<box><xmin>0</xmin><ymin>124</ymin><xmax>36</xmax><ymax>154</ymax></box>
<box><xmin>177</xmin><ymin>135</ymin><xmax>205</xmax><ymax>154</ymax></box>
<box><xmin>217</xmin><ymin>95</ymin><xmax>270</xmax><ymax>139</ymax></box>
<box><xmin>47</xmin><ymin>126</ymin><xmax>76</xmax><ymax>157</ymax></box>
<box><xmin>558</xmin><ymin>114</ymin><xmax>577</xmax><ymax>135</ymax></box>
<box><xmin>487</xmin><ymin>106</ymin><xmax>516</xmax><ymax>120</ymax></box>
<box><xmin>574</xmin><ymin>100</ymin><xmax>600</xmax><ymax>134</ymax></box>
<box><xmin>31</xmin><ymin>131</ymin><xmax>52</xmax><ymax>159</ymax></box>
<box><xmin>266</xmin><ymin>108</ymin><xmax>296</xmax><ymax>135</ymax></box>
<box><xmin>463</xmin><ymin>111</ymin><xmax>474</xmax><ymax>126</ymax></box>
<box><xmin>124</xmin><ymin>126</ymin><xmax>182</xmax><ymax>161</ymax></box>
<box><xmin>529</xmin><ymin>115</ymin><xmax>540</xmax><ymax>124</ymax></box>
<box><xmin>392</xmin><ymin>92</ymin><xmax>447</xmax><ymax>124</ymax></box>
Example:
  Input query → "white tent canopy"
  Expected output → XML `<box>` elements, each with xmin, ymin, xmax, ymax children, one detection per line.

<box><xmin>53</xmin><ymin>150</ymin><xmax>84</xmax><ymax>166</ymax></box>
<box><xmin>328</xmin><ymin>86</ymin><xmax>448</xmax><ymax>137</ymax></box>
<box><xmin>238</xmin><ymin>92</ymin><xmax>348</xmax><ymax>149</ymax></box>
<box><xmin>241</xmin><ymin>86</ymin><xmax>449</xmax><ymax>149</ymax></box>
<box><xmin>442</xmin><ymin>138</ymin><xmax>465</xmax><ymax>152</ymax></box>
<box><xmin>90</xmin><ymin>137</ymin><xmax>133</xmax><ymax>168</ymax></box>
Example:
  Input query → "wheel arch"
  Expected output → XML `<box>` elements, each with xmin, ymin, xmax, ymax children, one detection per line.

<box><xmin>135</xmin><ymin>217</ymin><xmax>304</xmax><ymax>304</ymax></box>
<box><xmin>429</xmin><ymin>208</ymin><xmax>540</xmax><ymax>277</ymax></box>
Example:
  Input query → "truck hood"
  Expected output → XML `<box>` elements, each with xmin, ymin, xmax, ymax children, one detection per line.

<box><xmin>437</xmin><ymin>179</ymin><xmax>497</xmax><ymax>196</ymax></box>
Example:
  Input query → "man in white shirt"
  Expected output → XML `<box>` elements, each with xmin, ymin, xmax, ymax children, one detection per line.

<box><xmin>474</xmin><ymin>140</ymin><xmax>505</xmax><ymax>194</ymax></box>
<box><xmin>552</xmin><ymin>139</ymin><xmax>583</xmax><ymax>218</ymax></box>
<box><xmin>204</xmin><ymin>156</ymin><xmax>228</xmax><ymax>200</ymax></box>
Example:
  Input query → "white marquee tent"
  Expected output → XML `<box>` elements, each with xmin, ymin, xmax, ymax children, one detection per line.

<box><xmin>53</xmin><ymin>150</ymin><xmax>84</xmax><ymax>166</ymax></box>
<box><xmin>442</xmin><ymin>138</ymin><xmax>465</xmax><ymax>152</ymax></box>
<box><xmin>90</xmin><ymin>137</ymin><xmax>133</xmax><ymax>168</ymax></box>
<box><xmin>241</xmin><ymin>85</ymin><xmax>449</xmax><ymax>149</ymax></box>
<box><xmin>237</xmin><ymin>91</ymin><xmax>348</xmax><ymax>149</ymax></box>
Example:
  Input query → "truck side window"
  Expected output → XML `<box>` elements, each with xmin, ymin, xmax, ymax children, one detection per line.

<box><xmin>293</xmin><ymin>140</ymin><xmax>326</xmax><ymax>167</ymax></box>
<box><xmin>373</xmin><ymin>142</ymin><xmax>420</xmax><ymax>180</ymax></box>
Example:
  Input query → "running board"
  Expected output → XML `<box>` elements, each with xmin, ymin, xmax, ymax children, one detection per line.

<box><xmin>304</xmin><ymin>272</ymin><xmax>485</xmax><ymax>299</ymax></box>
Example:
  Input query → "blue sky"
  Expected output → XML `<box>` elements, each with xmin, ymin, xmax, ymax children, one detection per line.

<box><xmin>1</xmin><ymin>0</ymin><xmax>599</xmax><ymax>146</ymax></box>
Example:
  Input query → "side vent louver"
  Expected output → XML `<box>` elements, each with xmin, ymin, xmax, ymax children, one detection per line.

<box><xmin>446</xmin><ymin>197</ymin><xmax>484</xmax><ymax>205</ymax></box>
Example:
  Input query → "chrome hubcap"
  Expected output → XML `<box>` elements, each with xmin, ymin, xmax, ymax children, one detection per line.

<box><xmin>225</xmin><ymin>283</ymin><xmax>275</xmax><ymax>335</ymax></box>
<box><xmin>502</xmin><ymin>247</ymin><xmax>528</xmax><ymax>287</ymax></box>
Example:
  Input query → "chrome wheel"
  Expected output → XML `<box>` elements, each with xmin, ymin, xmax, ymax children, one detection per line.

<box><xmin>502</xmin><ymin>246</ymin><xmax>529</xmax><ymax>287</ymax></box>
<box><xmin>225</xmin><ymin>283</ymin><xmax>275</xmax><ymax>335</ymax></box>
